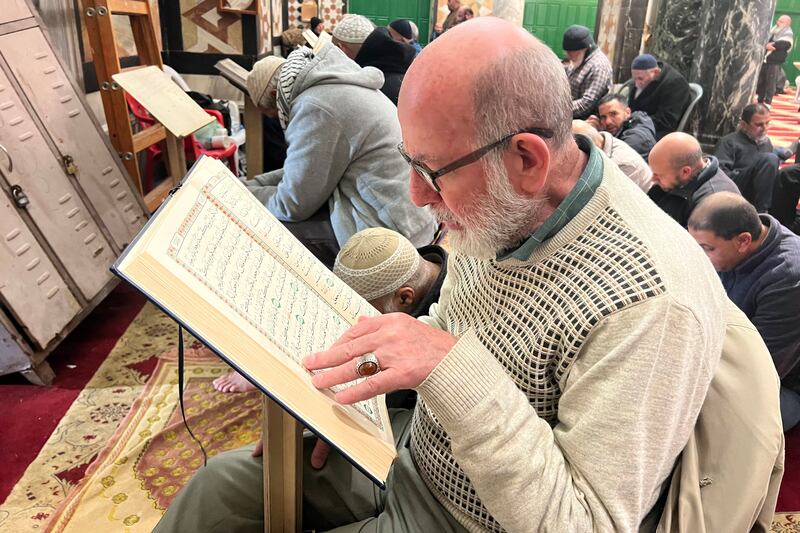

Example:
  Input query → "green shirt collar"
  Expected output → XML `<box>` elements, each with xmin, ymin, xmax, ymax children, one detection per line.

<box><xmin>499</xmin><ymin>134</ymin><xmax>603</xmax><ymax>262</ymax></box>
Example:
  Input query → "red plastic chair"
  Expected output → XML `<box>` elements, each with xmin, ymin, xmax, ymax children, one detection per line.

<box><xmin>185</xmin><ymin>108</ymin><xmax>238</xmax><ymax>176</ymax></box>
<box><xmin>124</xmin><ymin>93</ymin><xmax>163</xmax><ymax>193</ymax></box>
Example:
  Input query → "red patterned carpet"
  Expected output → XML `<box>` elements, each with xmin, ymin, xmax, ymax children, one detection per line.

<box><xmin>769</xmin><ymin>91</ymin><xmax>800</xmax><ymax>162</ymax></box>
<box><xmin>0</xmin><ymin>284</ymin><xmax>145</xmax><ymax>504</ymax></box>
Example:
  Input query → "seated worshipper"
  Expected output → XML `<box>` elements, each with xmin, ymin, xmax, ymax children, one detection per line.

<box><xmin>333</xmin><ymin>227</ymin><xmax>447</xmax><ymax>409</ymax></box>
<box><xmin>714</xmin><ymin>103</ymin><xmax>793</xmax><ymax>213</ymax></box>
<box><xmin>430</xmin><ymin>22</ymin><xmax>444</xmax><ymax>41</ymax></box>
<box><xmin>156</xmin><ymin>19</ymin><xmax>783</xmax><ymax>533</ymax></box>
<box><xmin>409</xmin><ymin>21</ymin><xmax>423</xmax><ymax>54</ymax></box>
<box><xmin>572</xmin><ymin>119</ymin><xmax>652</xmax><ymax>191</ymax></box>
<box><xmin>648</xmin><ymin>133</ymin><xmax>740</xmax><ymax>227</ymax></box>
<box><xmin>442</xmin><ymin>0</ymin><xmax>460</xmax><ymax>32</ymax></box>
<box><xmin>757</xmin><ymin>15</ymin><xmax>794</xmax><ymax>106</ymax></box>
<box><xmin>213</xmin><ymin>226</ymin><xmax>447</xmax><ymax>396</ymax></box>
<box><xmin>688</xmin><ymin>192</ymin><xmax>800</xmax><ymax>431</ymax></box>
<box><xmin>771</xmin><ymin>163</ymin><xmax>800</xmax><ymax>233</ymax></box>
<box><xmin>591</xmin><ymin>92</ymin><xmax>656</xmax><ymax>160</ymax></box>
<box><xmin>243</xmin><ymin>48</ymin><xmax>437</xmax><ymax>269</ymax></box>
<box><xmin>621</xmin><ymin>54</ymin><xmax>691</xmax><ymax>140</ymax></box>
<box><xmin>309</xmin><ymin>16</ymin><xmax>324</xmax><ymax>37</ymax></box>
<box><xmin>388</xmin><ymin>19</ymin><xmax>422</xmax><ymax>55</ymax></box>
<box><xmin>331</xmin><ymin>14</ymin><xmax>375</xmax><ymax>60</ymax></box>
<box><xmin>354</xmin><ymin>27</ymin><xmax>415</xmax><ymax>106</ymax></box>
<box><xmin>563</xmin><ymin>24</ymin><xmax>612</xmax><ymax>119</ymax></box>
<box><xmin>455</xmin><ymin>6</ymin><xmax>474</xmax><ymax>25</ymax></box>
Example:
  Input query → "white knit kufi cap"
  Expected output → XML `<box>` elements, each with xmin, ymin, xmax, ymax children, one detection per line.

<box><xmin>246</xmin><ymin>56</ymin><xmax>286</xmax><ymax>108</ymax></box>
<box><xmin>334</xmin><ymin>228</ymin><xmax>420</xmax><ymax>302</ymax></box>
<box><xmin>332</xmin><ymin>14</ymin><xmax>374</xmax><ymax>44</ymax></box>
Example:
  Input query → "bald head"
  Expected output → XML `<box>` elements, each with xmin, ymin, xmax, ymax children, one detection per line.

<box><xmin>778</xmin><ymin>15</ymin><xmax>792</xmax><ymax>27</ymax></box>
<box><xmin>572</xmin><ymin>120</ymin><xmax>603</xmax><ymax>148</ymax></box>
<box><xmin>648</xmin><ymin>132</ymin><xmax>704</xmax><ymax>191</ymax></box>
<box><xmin>399</xmin><ymin>17</ymin><xmax>572</xmax><ymax>150</ymax></box>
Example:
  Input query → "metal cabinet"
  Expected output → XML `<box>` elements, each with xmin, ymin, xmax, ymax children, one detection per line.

<box><xmin>0</xmin><ymin>1</ymin><xmax>147</xmax><ymax>384</ymax></box>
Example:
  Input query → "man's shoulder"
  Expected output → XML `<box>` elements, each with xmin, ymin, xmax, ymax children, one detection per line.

<box><xmin>704</xmin><ymin>169</ymin><xmax>740</xmax><ymax>194</ymax></box>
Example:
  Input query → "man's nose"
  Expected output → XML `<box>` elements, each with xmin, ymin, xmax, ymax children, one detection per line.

<box><xmin>409</xmin><ymin>170</ymin><xmax>440</xmax><ymax>208</ymax></box>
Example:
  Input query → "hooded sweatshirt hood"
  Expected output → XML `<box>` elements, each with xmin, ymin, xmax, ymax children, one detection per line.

<box><xmin>291</xmin><ymin>43</ymin><xmax>384</xmax><ymax>104</ymax></box>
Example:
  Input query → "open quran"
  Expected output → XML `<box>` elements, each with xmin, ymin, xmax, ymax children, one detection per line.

<box><xmin>112</xmin><ymin>156</ymin><xmax>396</xmax><ymax>486</ymax></box>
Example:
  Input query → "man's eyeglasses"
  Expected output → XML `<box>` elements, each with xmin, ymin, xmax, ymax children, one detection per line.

<box><xmin>397</xmin><ymin>127</ymin><xmax>555</xmax><ymax>192</ymax></box>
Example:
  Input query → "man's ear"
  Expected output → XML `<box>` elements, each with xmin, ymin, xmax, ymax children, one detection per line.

<box><xmin>393</xmin><ymin>286</ymin><xmax>416</xmax><ymax>311</ymax></box>
<box><xmin>507</xmin><ymin>132</ymin><xmax>550</xmax><ymax>196</ymax></box>
<box><xmin>736</xmin><ymin>231</ymin><xmax>753</xmax><ymax>252</ymax></box>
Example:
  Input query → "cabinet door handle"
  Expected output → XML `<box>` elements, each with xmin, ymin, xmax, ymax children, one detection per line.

<box><xmin>0</xmin><ymin>143</ymin><xmax>12</xmax><ymax>173</ymax></box>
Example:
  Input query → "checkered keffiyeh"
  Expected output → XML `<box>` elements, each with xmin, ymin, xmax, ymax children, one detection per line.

<box><xmin>276</xmin><ymin>46</ymin><xmax>315</xmax><ymax>130</ymax></box>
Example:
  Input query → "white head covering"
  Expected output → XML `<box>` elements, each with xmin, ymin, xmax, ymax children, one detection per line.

<box><xmin>333</xmin><ymin>228</ymin><xmax>420</xmax><ymax>302</ymax></box>
<box><xmin>246</xmin><ymin>56</ymin><xmax>286</xmax><ymax>109</ymax></box>
<box><xmin>332</xmin><ymin>14</ymin><xmax>374</xmax><ymax>44</ymax></box>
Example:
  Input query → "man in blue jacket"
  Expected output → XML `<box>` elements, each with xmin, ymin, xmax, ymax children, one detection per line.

<box><xmin>689</xmin><ymin>192</ymin><xmax>800</xmax><ymax>431</ymax></box>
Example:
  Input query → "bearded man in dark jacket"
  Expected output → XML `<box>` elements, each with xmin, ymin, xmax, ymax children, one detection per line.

<box><xmin>623</xmin><ymin>54</ymin><xmax>691</xmax><ymax>140</ymax></box>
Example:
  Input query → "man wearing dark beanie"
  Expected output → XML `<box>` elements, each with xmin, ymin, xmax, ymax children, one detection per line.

<box><xmin>388</xmin><ymin>18</ymin><xmax>422</xmax><ymax>55</ymax></box>
<box><xmin>623</xmin><ymin>53</ymin><xmax>691</xmax><ymax>139</ymax></box>
<box><xmin>563</xmin><ymin>25</ymin><xmax>612</xmax><ymax>120</ymax></box>
<box><xmin>309</xmin><ymin>16</ymin><xmax>323</xmax><ymax>36</ymax></box>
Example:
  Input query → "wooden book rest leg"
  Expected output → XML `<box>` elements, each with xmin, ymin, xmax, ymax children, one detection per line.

<box><xmin>262</xmin><ymin>396</ymin><xmax>303</xmax><ymax>532</ymax></box>
<box><xmin>164</xmin><ymin>131</ymin><xmax>187</xmax><ymax>189</ymax></box>
<box><xmin>245</xmin><ymin>95</ymin><xmax>264</xmax><ymax>179</ymax></box>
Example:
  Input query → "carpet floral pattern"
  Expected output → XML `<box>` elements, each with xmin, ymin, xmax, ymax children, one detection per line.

<box><xmin>0</xmin><ymin>303</ymin><xmax>260</xmax><ymax>532</ymax></box>
<box><xmin>45</xmin><ymin>345</ymin><xmax>261</xmax><ymax>532</ymax></box>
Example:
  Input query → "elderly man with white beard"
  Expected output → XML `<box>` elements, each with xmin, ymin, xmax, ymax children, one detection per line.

<box><xmin>153</xmin><ymin>17</ymin><xmax>783</xmax><ymax>533</ymax></box>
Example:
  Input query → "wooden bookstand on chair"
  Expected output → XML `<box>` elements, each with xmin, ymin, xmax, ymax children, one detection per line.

<box><xmin>80</xmin><ymin>0</ymin><xmax>179</xmax><ymax>211</ymax></box>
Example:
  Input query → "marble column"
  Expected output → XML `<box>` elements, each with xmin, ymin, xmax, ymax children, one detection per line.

<box><xmin>688</xmin><ymin>0</ymin><xmax>775</xmax><ymax>146</ymax></box>
<box><xmin>648</xmin><ymin>0</ymin><xmax>775</xmax><ymax>148</ymax></box>
<box><xmin>648</xmin><ymin>0</ymin><xmax>703</xmax><ymax>78</ymax></box>
<box><xmin>493</xmin><ymin>0</ymin><xmax>525</xmax><ymax>26</ymax></box>
<box><xmin>597</xmin><ymin>0</ymin><xmax>650</xmax><ymax>82</ymax></box>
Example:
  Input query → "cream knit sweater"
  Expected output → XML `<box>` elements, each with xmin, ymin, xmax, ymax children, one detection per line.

<box><xmin>412</xmin><ymin>154</ymin><xmax>727</xmax><ymax>532</ymax></box>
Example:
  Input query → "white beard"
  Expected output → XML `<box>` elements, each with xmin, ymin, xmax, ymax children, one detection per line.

<box><xmin>433</xmin><ymin>157</ymin><xmax>547</xmax><ymax>259</ymax></box>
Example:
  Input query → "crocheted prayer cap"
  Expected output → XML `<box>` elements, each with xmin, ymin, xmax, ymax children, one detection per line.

<box><xmin>631</xmin><ymin>54</ymin><xmax>658</xmax><ymax>70</ymax></box>
<box><xmin>333</xmin><ymin>228</ymin><xmax>421</xmax><ymax>302</ymax></box>
<box><xmin>562</xmin><ymin>25</ymin><xmax>593</xmax><ymax>51</ymax></box>
<box><xmin>332</xmin><ymin>14</ymin><xmax>375</xmax><ymax>44</ymax></box>
<box><xmin>247</xmin><ymin>56</ymin><xmax>286</xmax><ymax>108</ymax></box>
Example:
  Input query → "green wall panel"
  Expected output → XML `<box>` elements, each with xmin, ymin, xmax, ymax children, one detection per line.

<box><xmin>348</xmin><ymin>0</ymin><xmax>432</xmax><ymax>45</ymax></box>
<box><xmin>775</xmin><ymin>0</ymin><xmax>800</xmax><ymax>85</ymax></box>
<box><xmin>523</xmin><ymin>0</ymin><xmax>598</xmax><ymax>58</ymax></box>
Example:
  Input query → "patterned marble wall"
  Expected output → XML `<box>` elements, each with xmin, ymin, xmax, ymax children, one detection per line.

<box><xmin>179</xmin><ymin>0</ymin><xmax>244</xmax><ymax>54</ymax></box>
<box><xmin>287</xmin><ymin>0</ymin><xmax>346</xmax><ymax>31</ymax></box>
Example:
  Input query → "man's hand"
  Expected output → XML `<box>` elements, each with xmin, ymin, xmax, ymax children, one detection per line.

<box><xmin>310</xmin><ymin>439</ymin><xmax>331</xmax><ymax>469</ymax></box>
<box><xmin>767</xmin><ymin>42</ymin><xmax>776</xmax><ymax>52</ymax></box>
<box><xmin>303</xmin><ymin>314</ymin><xmax>458</xmax><ymax>404</ymax></box>
<box><xmin>252</xmin><ymin>436</ymin><xmax>332</xmax><ymax>468</ymax></box>
<box><xmin>586</xmin><ymin>115</ymin><xmax>601</xmax><ymax>129</ymax></box>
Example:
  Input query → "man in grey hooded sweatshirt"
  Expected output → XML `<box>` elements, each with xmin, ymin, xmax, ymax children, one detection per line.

<box><xmin>244</xmin><ymin>44</ymin><xmax>437</xmax><ymax>268</ymax></box>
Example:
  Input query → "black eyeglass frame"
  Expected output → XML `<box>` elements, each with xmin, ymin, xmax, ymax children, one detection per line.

<box><xmin>397</xmin><ymin>126</ymin><xmax>555</xmax><ymax>192</ymax></box>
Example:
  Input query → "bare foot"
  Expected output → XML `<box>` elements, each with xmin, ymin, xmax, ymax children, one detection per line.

<box><xmin>213</xmin><ymin>371</ymin><xmax>257</xmax><ymax>393</ymax></box>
